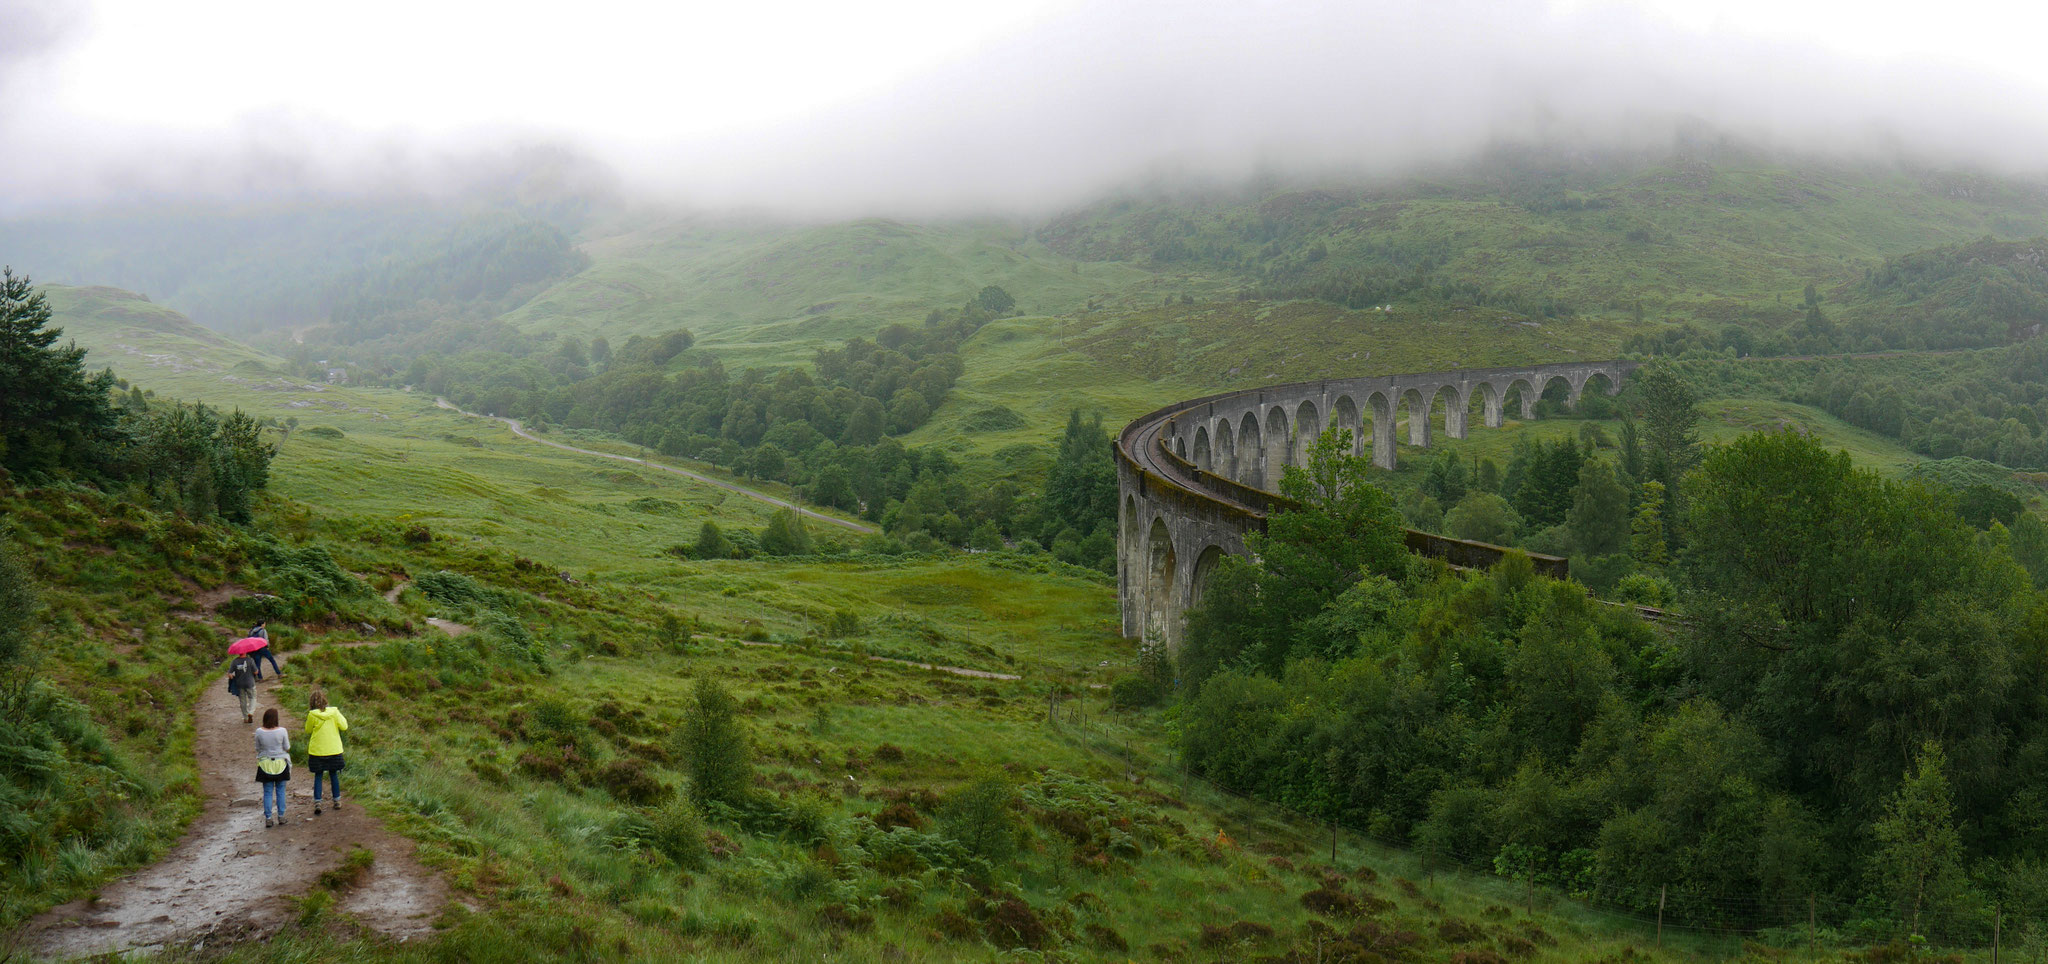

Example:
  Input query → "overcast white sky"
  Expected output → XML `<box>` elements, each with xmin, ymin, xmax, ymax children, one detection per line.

<box><xmin>6</xmin><ymin>0</ymin><xmax>2048</xmax><ymax>214</ymax></box>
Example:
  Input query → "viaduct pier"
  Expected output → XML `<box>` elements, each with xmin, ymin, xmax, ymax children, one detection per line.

<box><xmin>1115</xmin><ymin>360</ymin><xmax>1636</xmax><ymax>646</ymax></box>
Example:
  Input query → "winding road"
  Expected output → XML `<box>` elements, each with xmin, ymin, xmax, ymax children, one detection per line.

<box><xmin>434</xmin><ymin>398</ymin><xmax>876</xmax><ymax>534</ymax></box>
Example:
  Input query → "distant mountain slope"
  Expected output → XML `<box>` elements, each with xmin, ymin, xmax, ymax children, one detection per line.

<box><xmin>1039</xmin><ymin>152</ymin><xmax>2048</xmax><ymax>326</ymax></box>
<box><xmin>2</xmin><ymin>201</ymin><xmax>588</xmax><ymax>342</ymax></box>
<box><xmin>497</xmin><ymin>215</ymin><xmax>1172</xmax><ymax>364</ymax></box>
<box><xmin>12</xmin><ymin>143</ymin><xmax>2048</xmax><ymax>379</ymax></box>
<box><xmin>39</xmin><ymin>285</ymin><xmax>283</xmax><ymax>375</ymax></box>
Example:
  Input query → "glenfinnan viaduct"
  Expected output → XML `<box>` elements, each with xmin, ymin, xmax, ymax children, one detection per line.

<box><xmin>1115</xmin><ymin>360</ymin><xmax>1637</xmax><ymax>647</ymax></box>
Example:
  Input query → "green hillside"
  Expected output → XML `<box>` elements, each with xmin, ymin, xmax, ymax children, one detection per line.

<box><xmin>1039</xmin><ymin>150</ymin><xmax>2048</xmax><ymax>323</ymax></box>
<box><xmin>38</xmin><ymin>286</ymin><xmax>852</xmax><ymax>570</ymax></box>
<box><xmin>498</xmin><ymin>215</ymin><xmax>1171</xmax><ymax>367</ymax></box>
<box><xmin>40</xmin><ymin>285</ymin><xmax>283</xmax><ymax>372</ymax></box>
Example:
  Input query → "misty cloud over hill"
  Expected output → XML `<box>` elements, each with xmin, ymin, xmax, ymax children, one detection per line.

<box><xmin>7</xmin><ymin>0</ymin><xmax>2048</xmax><ymax>217</ymax></box>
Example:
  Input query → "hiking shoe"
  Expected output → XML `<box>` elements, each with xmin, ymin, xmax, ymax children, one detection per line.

<box><xmin>313</xmin><ymin>806</ymin><xmax>322</xmax><ymax>816</ymax></box>
<box><xmin>265</xmin><ymin>816</ymin><xmax>274</xmax><ymax>828</ymax></box>
<box><xmin>332</xmin><ymin>798</ymin><xmax>341</xmax><ymax>810</ymax></box>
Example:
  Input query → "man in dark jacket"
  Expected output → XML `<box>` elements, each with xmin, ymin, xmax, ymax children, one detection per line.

<box><xmin>249</xmin><ymin>621</ymin><xmax>282</xmax><ymax>680</ymax></box>
<box><xmin>228</xmin><ymin>654</ymin><xmax>257</xmax><ymax>723</ymax></box>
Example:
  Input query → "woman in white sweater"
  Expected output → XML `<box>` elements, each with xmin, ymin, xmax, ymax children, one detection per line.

<box><xmin>255</xmin><ymin>708</ymin><xmax>292</xmax><ymax>827</ymax></box>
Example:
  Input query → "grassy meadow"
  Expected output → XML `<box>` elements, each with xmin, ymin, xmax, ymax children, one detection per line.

<box><xmin>8</xmin><ymin>475</ymin><xmax>1840</xmax><ymax>962</ymax></box>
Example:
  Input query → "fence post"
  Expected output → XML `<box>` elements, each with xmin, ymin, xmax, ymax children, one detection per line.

<box><xmin>1657</xmin><ymin>885</ymin><xmax>1666</xmax><ymax>949</ymax></box>
<box><xmin>1994</xmin><ymin>904</ymin><xmax>2002</xmax><ymax>964</ymax></box>
<box><xmin>1329</xmin><ymin>816</ymin><xmax>1337</xmax><ymax>864</ymax></box>
<box><xmin>1809</xmin><ymin>894</ymin><xmax>1816</xmax><ymax>956</ymax></box>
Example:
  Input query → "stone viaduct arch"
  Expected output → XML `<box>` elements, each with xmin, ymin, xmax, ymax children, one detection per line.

<box><xmin>1117</xmin><ymin>359</ymin><xmax>1634</xmax><ymax>647</ymax></box>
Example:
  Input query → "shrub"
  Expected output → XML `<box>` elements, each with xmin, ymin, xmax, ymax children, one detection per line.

<box><xmin>596</xmin><ymin>759</ymin><xmax>669</xmax><ymax>806</ymax></box>
<box><xmin>678</xmin><ymin>678</ymin><xmax>753</xmax><ymax>806</ymax></box>
<box><xmin>1302</xmin><ymin>888</ymin><xmax>1362</xmax><ymax>917</ymax></box>
<box><xmin>824</xmin><ymin>609</ymin><xmax>862</xmax><ymax>638</ymax></box>
<box><xmin>217</xmin><ymin>592</ymin><xmax>289</xmax><ymax>622</ymax></box>
<box><xmin>984</xmin><ymin>898</ymin><xmax>1052</xmax><ymax>950</ymax></box>
<box><xmin>302</xmin><ymin>425</ymin><xmax>346</xmax><ymax>440</ymax></box>
<box><xmin>415</xmin><ymin>569</ymin><xmax>516</xmax><ymax>612</ymax></box>
<box><xmin>932</xmin><ymin>908</ymin><xmax>978</xmax><ymax>940</ymax></box>
<box><xmin>1438</xmin><ymin>919</ymin><xmax>1486</xmax><ymax>944</ymax></box>
<box><xmin>759</xmin><ymin>509</ymin><xmax>813</xmax><ymax>556</ymax></box>
<box><xmin>871</xmin><ymin>802</ymin><xmax>925</xmax><ymax>832</ymax></box>
<box><xmin>1084</xmin><ymin>922</ymin><xmax>1129</xmax><ymax>952</ymax></box>
<box><xmin>777</xmin><ymin>791</ymin><xmax>833</xmax><ymax>844</ymax></box>
<box><xmin>1109</xmin><ymin>674</ymin><xmax>1161</xmax><ymax>709</ymax></box>
<box><xmin>1200</xmin><ymin>921</ymin><xmax>1274</xmax><ymax>947</ymax></box>
<box><xmin>647</xmin><ymin>798</ymin><xmax>710</xmax><ymax>869</ymax></box>
<box><xmin>528</xmin><ymin>697</ymin><xmax>583</xmax><ymax>743</ymax></box>
<box><xmin>692</xmin><ymin>521</ymin><xmax>734</xmax><ymax>560</ymax></box>
<box><xmin>938</xmin><ymin>779</ymin><xmax>1019</xmax><ymax>863</ymax></box>
<box><xmin>1614</xmin><ymin>572</ymin><xmax>1675</xmax><ymax>607</ymax></box>
<box><xmin>250</xmin><ymin>538</ymin><xmax>365</xmax><ymax>619</ymax></box>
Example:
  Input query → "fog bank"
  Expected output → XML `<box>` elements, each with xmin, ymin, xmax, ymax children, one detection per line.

<box><xmin>7</xmin><ymin>0</ymin><xmax>2048</xmax><ymax>217</ymax></box>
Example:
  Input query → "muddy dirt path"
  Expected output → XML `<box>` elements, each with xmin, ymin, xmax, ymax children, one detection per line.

<box><xmin>23</xmin><ymin>647</ymin><xmax>448</xmax><ymax>958</ymax></box>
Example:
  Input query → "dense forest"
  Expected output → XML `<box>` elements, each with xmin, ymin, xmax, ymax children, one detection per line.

<box><xmin>381</xmin><ymin>287</ymin><xmax>1121</xmax><ymax>570</ymax></box>
<box><xmin>1618</xmin><ymin>343</ymin><xmax>2048</xmax><ymax>474</ymax></box>
<box><xmin>1169</xmin><ymin>419</ymin><xmax>2048</xmax><ymax>940</ymax></box>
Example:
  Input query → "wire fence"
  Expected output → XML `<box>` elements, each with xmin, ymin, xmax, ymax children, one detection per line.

<box><xmin>1033</xmin><ymin>693</ymin><xmax>2047</xmax><ymax>958</ymax></box>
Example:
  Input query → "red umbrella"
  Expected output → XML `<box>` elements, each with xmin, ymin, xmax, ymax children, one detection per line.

<box><xmin>228</xmin><ymin>637</ymin><xmax>268</xmax><ymax>655</ymax></box>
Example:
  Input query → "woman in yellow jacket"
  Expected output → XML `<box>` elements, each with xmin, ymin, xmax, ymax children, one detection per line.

<box><xmin>305</xmin><ymin>689</ymin><xmax>349</xmax><ymax>815</ymax></box>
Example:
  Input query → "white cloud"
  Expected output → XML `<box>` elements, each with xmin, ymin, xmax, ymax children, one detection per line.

<box><xmin>7</xmin><ymin>0</ymin><xmax>2048</xmax><ymax>214</ymax></box>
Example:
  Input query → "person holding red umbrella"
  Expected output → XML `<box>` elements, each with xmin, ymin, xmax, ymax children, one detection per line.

<box><xmin>226</xmin><ymin>648</ymin><xmax>257</xmax><ymax>724</ymax></box>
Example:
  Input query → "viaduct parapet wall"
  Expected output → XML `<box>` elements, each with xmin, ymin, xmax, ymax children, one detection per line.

<box><xmin>1116</xmin><ymin>360</ymin><xmax>1635</xmax><ymax>646</ymax></box>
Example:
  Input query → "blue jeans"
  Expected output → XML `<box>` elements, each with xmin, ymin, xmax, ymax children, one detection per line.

<box><xmin>254</xmin><ymin>649</ymin><xmax>282</xmax><ymax>679</ymax></box>
<box><xmin>313</xmin><ymin>770</ymin><xmax>340</xmax><ymax>802</ymax></box>
<box><xmin>263</xmin><ymin>781</ymin><xmax>287</xmax><ymax>818</ymax></box>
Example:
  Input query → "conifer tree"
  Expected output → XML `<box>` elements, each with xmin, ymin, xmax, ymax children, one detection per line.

<box><xmin>0</xmin><ymin>268</ymin><xmax>120</xmax><ymax>478</ymax></box>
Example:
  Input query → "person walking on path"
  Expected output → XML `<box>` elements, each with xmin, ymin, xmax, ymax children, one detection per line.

<box><xmin>249</xmin><ymin>621</ymin><xmax>283</xmax><ymax>681</ymax></box>
<box><xmin>305</xmin><ymin>689</ymin><xmax>348</xmax><ymax>815</ymax></box>
<box><xmin>227</xmin><ymin>653</ymin><xmax>256</xmax><ymax>724</ymax></box>
<box><xmin>255</xmin><ymin>708</ymin><xmax>291</xmax><ymax>827</ymax></box>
